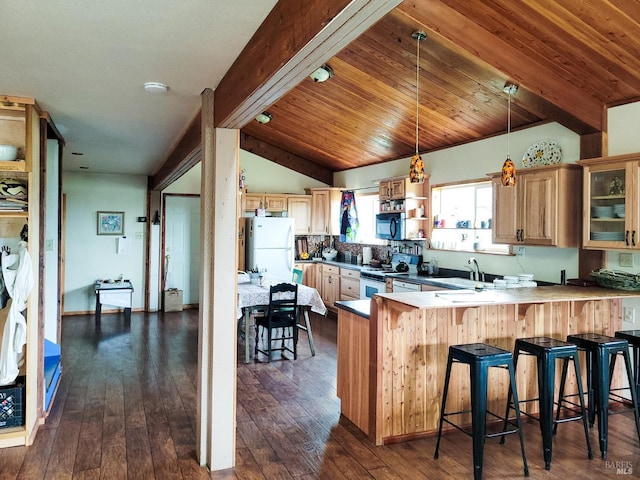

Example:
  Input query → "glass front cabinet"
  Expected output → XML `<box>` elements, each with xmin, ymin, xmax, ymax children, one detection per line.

<box><xmin>579</xmin><ymin>154</ymin><xmax>640</xmax><ymax>249</ymax></box>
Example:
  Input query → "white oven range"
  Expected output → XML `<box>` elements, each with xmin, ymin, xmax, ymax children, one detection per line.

<box><xmin>359</xmin><ymin>268</ymin><xmax>387</xmax><ymax>299</ymax></box>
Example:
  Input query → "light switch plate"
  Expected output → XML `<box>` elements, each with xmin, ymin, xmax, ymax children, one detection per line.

<box><xmin>620</xmin><ymin>252</ymin><xmax>634</xmax><ymax>267</ymax></box>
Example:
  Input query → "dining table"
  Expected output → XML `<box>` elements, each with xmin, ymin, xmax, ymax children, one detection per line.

<box><xmin>237</xmin><ymin>280</ymin><xmax>327</xmax><ymax>363</ymax></box>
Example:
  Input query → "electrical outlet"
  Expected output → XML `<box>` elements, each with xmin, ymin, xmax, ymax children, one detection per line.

<box><xmin>516</xmin><ymin>246</ymin><xmax>525</xmax><ymax>258</ymax></box>
<box><xmin>624</xmin><ymin>307</ymin><xmax>636</xmax><ymax>324</ymax></box>
<box><xmin>620</xmin><ymin>252</ymin><xmax>634</xmax><ymax>268</ymax></box>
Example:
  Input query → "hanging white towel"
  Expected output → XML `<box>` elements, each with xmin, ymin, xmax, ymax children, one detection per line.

<box><xmin>0</xmin><ymin>241</ymin><xmax>34</xmax><ymax>385</ymax></box>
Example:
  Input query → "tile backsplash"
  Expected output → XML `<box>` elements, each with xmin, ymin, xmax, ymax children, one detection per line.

<box><xmin>297</xmin><ymin>235</ymin><xmax>391</xmax><ymax>263</ymax></box>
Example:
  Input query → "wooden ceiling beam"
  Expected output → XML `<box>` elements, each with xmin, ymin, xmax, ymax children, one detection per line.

<box><xmin>151</xmin><ymin>109</ymin><xmax>335</xmax><ymax>190</ymax></box>
<box><xmin>153</xmin><ymin>0</ymin><xmax>402</xmax><ymax>190</ymax></box>
<box><xmin>240</xmin><ymin>133</ymin><xmax>333</xmax><ymax>185</ymax></box>
<box><xmin>397</xmin><ymin>0</ymin><xmax>604</xmax><ymax>133</ymax></box>
<box><xmin>213</xmin><ymin>0</ymin><xmax>403</xmax><ymax>129</ymax></box>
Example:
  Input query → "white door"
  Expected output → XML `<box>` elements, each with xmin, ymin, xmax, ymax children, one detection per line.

<box><xmin>164</xmin><ymin>195</ymin><xmax>200</xmax><ymax>305</ymax></box>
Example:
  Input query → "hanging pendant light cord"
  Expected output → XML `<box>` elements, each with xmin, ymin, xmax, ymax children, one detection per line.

<box><xmin>507</xmin><ymin>91</ymin><xmax>512</xmax><ymax>159</ymax></box>
<box><xmin>415</xmin><ymin>33</ymin><xmax>420</xmax><ymax>156</ymax></box>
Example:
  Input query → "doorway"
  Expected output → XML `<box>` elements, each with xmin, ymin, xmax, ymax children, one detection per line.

<box><xmin>162</xmin><ymin>194</ymin><xmax>200</xmax><ymax>307</ymax></box>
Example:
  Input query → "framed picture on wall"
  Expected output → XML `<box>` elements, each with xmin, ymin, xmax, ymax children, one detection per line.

<box><xmin>97</xmin><ymin>211</ymin><xmax>124</xmax><ymax>235</ymax></box>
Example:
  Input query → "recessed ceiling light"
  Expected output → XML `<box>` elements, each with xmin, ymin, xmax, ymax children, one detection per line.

<box><xmin>144</xmin><ymin>82</ymin><xmax>168</xmax><ymax>93</ymax></box>
<box><xmin>309</xmin><ymin>64</ymin><xmax>333</xmax><ymax>83</ymax></box>
<box><xmin>255</xmin><ymin>112</ymin><xmax>272</xmax><ymax>124</ymax></box>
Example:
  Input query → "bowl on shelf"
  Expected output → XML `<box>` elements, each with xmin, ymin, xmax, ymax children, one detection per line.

<box><xmin>613</xmin><ymin>204</ymin><xmax>625</xmax><ymax>218</ymax></box>
<box><xmin>0</xmin><ymin>145</ymin><xmax>18</xmax><ymax>161</ymax></box>
<box><xmin>592</xmin><ymin>205</ymin><xmax>615</xmax><ymax>218</ymax></box>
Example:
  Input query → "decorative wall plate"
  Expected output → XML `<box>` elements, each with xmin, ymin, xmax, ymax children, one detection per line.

<box><xmin>522</xmin><ymin>140</ymin><xmax>562</xmax><ymax>168</ymax></box>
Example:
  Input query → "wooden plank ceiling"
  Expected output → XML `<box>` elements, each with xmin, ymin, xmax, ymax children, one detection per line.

<box><xmin>158</xmin><ymin>0</ymin><xmax>640</xmax><ymax>186</ymax></box>
<box><xmin>238</xmin><ymin>0</ymin><xmax>640</xmax><ymax>178</ymax></box>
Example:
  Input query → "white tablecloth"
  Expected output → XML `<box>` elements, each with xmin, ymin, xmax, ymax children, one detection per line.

<box><xmin>237</xmin><ymin>281</ymin><xmax>326</xmax><ymax>318</ymax></box>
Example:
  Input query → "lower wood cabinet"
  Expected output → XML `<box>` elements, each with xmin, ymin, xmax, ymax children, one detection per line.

<box><xmin>340</xmin><ymin>267</ymin><xmax>360</xmax><ymax>301</ymax></box>
<box><xmin>321</xmin><ymin>264</ymin><xmax>340</xmax><ymax>311</ymax></box>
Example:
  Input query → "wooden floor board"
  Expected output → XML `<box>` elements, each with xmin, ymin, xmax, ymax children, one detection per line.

<box><xmin>1</xmin><ymin>310</ymin><xmax>639</xmax><ymax>478</ymax></box>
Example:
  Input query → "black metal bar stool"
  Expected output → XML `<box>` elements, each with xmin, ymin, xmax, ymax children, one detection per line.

<box><xmin>614</xmin><ymin>330</ymin><xmax>640</xmax><ymax>403</ymax></box>
<box><xmin>501</xmin><ymin>337</ymin><xmax>592</xmax><ymax>470</ymax></box>
<box><xmin>563</xmin><ymin>333</ymin><xmax>640</xmax><ymax>459</ymax></box>
<box><xmin>434</xmin><ymin>343</ymin><xmax>529</xmax><ymax>480</ymax></box>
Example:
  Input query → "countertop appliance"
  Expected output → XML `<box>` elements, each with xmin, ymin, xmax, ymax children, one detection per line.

<box><xmin>246</xmin><ymin>217</ymin><xmax>295</xmax><ymax>281</ymax></box>
<box><xmin>375</xmin><ymin>212</ymin><xmax>406</xmax><ymax>241</ymax></box>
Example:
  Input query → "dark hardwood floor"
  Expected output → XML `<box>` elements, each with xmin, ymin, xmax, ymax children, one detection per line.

<box><xmin>1</xmin><ymin>310</ymin><xmax>639</xmax><ymax>479</ymax></box>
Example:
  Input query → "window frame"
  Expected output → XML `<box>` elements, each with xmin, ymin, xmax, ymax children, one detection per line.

<box><xmin>431</xmin><ymin>178</ymin><xmax>511</xmax><ymax>255</ymax></box>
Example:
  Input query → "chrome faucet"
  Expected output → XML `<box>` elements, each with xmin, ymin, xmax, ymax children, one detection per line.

<box><xmin>467</xmin><ymin>257</ymin><xmax>482</xmax><ymax>282</ymax></box>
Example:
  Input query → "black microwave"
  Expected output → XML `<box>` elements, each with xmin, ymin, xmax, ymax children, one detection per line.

<box><xmin>375</xmin><ymin>212</ymin><xmax>406</xmax><ymax>240</ymax></box>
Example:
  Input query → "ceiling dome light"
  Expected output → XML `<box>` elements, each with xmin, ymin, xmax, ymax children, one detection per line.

<box><xmin>255</xmin><ymin>112</ymin><xmax>272</xmax><ymax>124</ymax></box>
<box><xmin>309</xmin><ymin>64</ymin><xmax>334</xmax><ymax>83</ymax></box>
<box><xmin>143</xmin><ymin>82</ymin><xmax>168</xmax><ymax>93</ymax></box>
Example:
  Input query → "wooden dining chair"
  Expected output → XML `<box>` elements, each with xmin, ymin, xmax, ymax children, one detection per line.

<box><xmin>255</xmin><ymin>283</ymin><xmax>299</xmax><ymax>362</ymax></box>
<box><xmin>291</xmin><ymin>268</ymin><xmax>316</xmax><ymax>356</ymax></box>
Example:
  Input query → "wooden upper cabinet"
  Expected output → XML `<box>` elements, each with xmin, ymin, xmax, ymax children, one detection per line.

<box><xmin>264</xmin><ymin>195</ymin><xmax>286</xmax><ymax>211</ymax></box>
<box><xmin>579</xmin><ymin>154</ymin><xmax>640</xmax><ymax>250</ymax></box>
<box><xmin>378</xmin><ymin>177</ymin><xmax>427</xmax><ymax>202</ymax></box>
<box><xmin>489</xmin><ymin>164</ymin><xmax>581</xmax><ymax>247</ymax></box>
<box><xmin>244</xmin><ymin>194</ymin><xmax>262</xmax><ymax>212</ymax></box>
<box><xmin>491</xmin><ymin>175</ymin><xmax>519</xmax><ymax>244</ymax></box>
<box><xmin>243</xmin><ymin>193</ymin><xmax>287</xmax><ymax>212</ymax></box>
<box><xmin>307</xmin><ymin>187</ymin><xmax>342</xmax><ymax>235</ymax></box>
<box><xmin>287</xmin><ymin>195</ymin><xmax>311</xmax><ymax>235</ymax></box>
<box><xmin>379</xmin><ymin>178</ymin><xmax>405</xmax><ymax>200</ymax></box>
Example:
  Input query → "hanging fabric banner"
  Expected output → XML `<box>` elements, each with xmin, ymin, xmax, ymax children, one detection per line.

<box><xmin>339</xmin><ymin>190</ymin><xmax>359</xmax><ymax>243</ymax></box>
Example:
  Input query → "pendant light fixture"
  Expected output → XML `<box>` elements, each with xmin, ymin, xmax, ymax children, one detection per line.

<box><xmin>409</xmin><ymin>31</ymin><xmax>426</xmax><ymax>184</ymax></box>
<box><xmin>501</xmin><ymin>83</ymin><xmax>518</xmax><ymax>187</ymax></box>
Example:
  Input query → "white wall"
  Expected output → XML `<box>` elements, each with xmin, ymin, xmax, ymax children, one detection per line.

<box><xmin>605</xmin><ymin>101</ymin><xmax>640</xmax><ymax>273</ymax></box>
<box><xmin>63</xmin><ymin>172</ymin><xmax>148</xmax><ymax>313</ymax></box>
<box><xmin>335</xmin><ymin>122</ymin><xmax>582</xmax><ymax>282</ymax></box>
<box><xmin>162</xmin><ymin>149</ymin><xmax>329</xmax><ymax>197</ymax></box>
<box><xmin>609</xmin><ymin>102</ymin><xmax>640</xmax><ymax>156</ymax></box>
<box><xmin>164</xmin><ymin>163</ymin><xmax>201</xmax><ymax>194</ymax></box>
<box><xmin>240</xmin><ymin>150</ymin><xmax>328</xmax><ymax>193</ymax></box>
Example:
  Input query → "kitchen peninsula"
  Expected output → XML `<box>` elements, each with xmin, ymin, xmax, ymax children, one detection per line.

<box><xmin>336</xmin><ymin>286</ymin><xmax>640</xmax><ymax>446</ymax></box>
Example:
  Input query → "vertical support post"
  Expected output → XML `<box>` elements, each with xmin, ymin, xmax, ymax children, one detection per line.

<box><xmin>196</xmin><ymin>88</ymin><xmax>238</xmax><ymax>470</ymax></box>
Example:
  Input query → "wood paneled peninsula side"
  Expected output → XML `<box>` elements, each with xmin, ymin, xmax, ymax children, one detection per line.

<box><xmin>335</xmin><ymin>287</ymin><xmax>639</xmax><ymax>446</ymax></box>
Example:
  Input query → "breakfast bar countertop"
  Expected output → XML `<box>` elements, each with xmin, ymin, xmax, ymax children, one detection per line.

<box><xmin>375</xmin><ymin>284</ymin><xmax>640</xmax><ymax>309</ymax></box>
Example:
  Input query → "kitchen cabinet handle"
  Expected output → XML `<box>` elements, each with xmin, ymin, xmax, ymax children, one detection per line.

<box><xmin>626</xmin><ymin>230</ymin><xmax>630</xmax><ymax>246</ymax></box>
<box><xmin>633</xmin><ymin>230</ymin><xmax>637</xmax><ymax>247</ymax></box>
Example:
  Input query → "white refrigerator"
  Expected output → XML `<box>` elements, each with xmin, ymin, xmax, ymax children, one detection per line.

<box><xmin>246</xmin><ymin>217</ymin><xmax>295</xmax><ymax>281</ymax></box>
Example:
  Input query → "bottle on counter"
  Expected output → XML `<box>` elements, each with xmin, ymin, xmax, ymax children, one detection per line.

<box><xmin>431</xmin><ymin>258</ymin><xmax>439</xmax><ymax>275</ymax></box>
<box><xmin>357</xmin><ymin>253</ymin><xmax>363</xmax><ymax>265</ymax></box>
